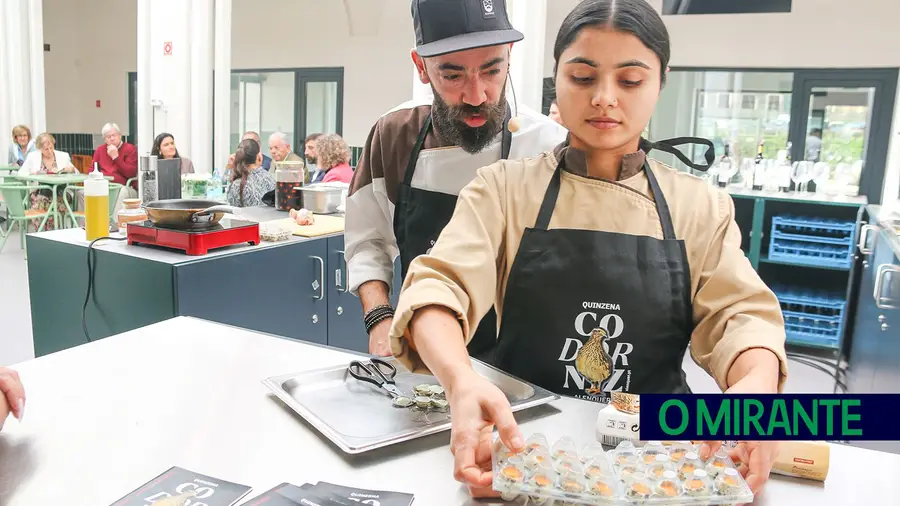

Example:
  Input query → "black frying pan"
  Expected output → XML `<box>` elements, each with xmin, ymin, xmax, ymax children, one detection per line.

<box><xmin>143</xmin><ymin>199</ymin><xmax>239</xmax><ymax>230</ymax></box>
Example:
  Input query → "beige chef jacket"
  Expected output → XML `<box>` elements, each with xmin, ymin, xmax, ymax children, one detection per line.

<box><xmin>389</xmin><ymin>144</ymin><xmax>788</xmax><ymax>392</ymax></box>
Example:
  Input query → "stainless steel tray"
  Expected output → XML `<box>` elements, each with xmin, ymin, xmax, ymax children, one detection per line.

<box><xmin>263</xmin><ymin>357</ymin><xmax>559</xmax><ymax>454</ymax></box>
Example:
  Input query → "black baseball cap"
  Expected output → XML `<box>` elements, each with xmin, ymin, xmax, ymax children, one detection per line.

<box><xmin>412</xmin><ymin>0</ymin><xmax>524</xmax><ymax>58</ymax></box>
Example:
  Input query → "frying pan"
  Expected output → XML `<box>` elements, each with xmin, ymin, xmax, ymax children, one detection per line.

<box><xmin>143</xmin><ymin>199</ymin><xmax>239</xmax><ymax>229</ymax></box>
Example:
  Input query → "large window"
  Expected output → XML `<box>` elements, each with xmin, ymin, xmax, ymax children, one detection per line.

<box><xmin>650</xmin><ymin>70</ymin><xmax>793</xmax><ymax>168</ymax></box>
<box><xmin>648</xmin><ymin>68</ymin><xmax>897</xmax><ymax>202</ymax></box>
<box><xmin>231</xmin><ymin>67</ymin><xmax>343</xmax><ymax>153</ymax></box>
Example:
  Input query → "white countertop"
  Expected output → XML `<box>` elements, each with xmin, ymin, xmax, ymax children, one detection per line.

<box><xmin>27</xmin><ymin>206</ymin><xmax>343</xmax><ymax>265</ymax></box>
<box><xmin>728</xmin><ymin>187</ymin><xmax>869</xmax><ymax>206</ymax></box>
<box><xmin>1</xmin><ymin>317</ymin><xmax>898</xmax><ymax>505</ymax></box>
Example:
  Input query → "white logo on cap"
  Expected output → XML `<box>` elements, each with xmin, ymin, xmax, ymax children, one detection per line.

<box><xmin>482</xmin><ymin>0</ymin><xmax>494</xmax><ymax>13</ymax></box>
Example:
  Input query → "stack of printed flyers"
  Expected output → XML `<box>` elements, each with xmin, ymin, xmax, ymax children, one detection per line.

<box><xmin>110</xmin><ymin>466</ymin><xmax>415</xmax><ymax>506</ymax></box>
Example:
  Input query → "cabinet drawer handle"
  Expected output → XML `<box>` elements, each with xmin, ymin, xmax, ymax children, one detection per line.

<box><xmin>311</xmin><ymin>255</ymin><xmax>325</xmax><ymax>300</ymax></box>
<box><xmin>874</xmin><ymin>264</ymin><xmax>900</xmax><ymax>310</ymax></box>
<box><xmin>858</xmin><ymin>224</ymin><xmax>878</xmax><ymax>255</ymax></box>
<box><xmin>337</xmin><ymin>249</ymin><xmax>350</xmax><ymax>293</ymax></box>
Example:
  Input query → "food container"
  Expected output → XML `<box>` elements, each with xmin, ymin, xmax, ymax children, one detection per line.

<box><xmin>116</xmin><ymin>198</ymin><xmax>148</xmax><ymax>232</ymax></box>
<box><xmin>298</xmin><ymin>185</ymin><xmax>344</xmax><ymax>214</ymax></box>
<box><xmin>181</xmin><ymin>174</ymin><xmax>212</xmax><ymax>199</ymax></box>
<box><xmin>492</xmin><ymin>435</ymin><xmax>753</xmax><ymax>506</ymax></box>
<box><xmin>275</xmin><ymin>161</ymin><xmax>305</xmax><ymax>211</ymax></box>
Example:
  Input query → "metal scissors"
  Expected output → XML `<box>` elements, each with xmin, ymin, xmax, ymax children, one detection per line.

<box><xmin>347</xmin><ymin>358</ymin><xmax>403</xmax><ymax>398</ymax></box>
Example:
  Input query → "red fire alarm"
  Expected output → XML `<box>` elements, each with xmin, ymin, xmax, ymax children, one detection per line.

<box><xmin>96</xmin><ymin>100</ymin><xmax>101</xmax><ymax>108</ymax></box>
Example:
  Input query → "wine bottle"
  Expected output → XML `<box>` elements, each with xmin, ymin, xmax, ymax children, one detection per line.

<box><xmin>753</xmin><ymin>140</ymin><xmax>765</xmax><ymax>191</ymax></box>
<box><xmin>716</xmin><ymin>143</ymin><xmax>733</xmax><ymax>188</ymax></box>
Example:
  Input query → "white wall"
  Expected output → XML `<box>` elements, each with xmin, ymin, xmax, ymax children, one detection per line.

<box><xmin>43</xmin><ymin>0</ymin><xmax>136</xmax><ymax>135</ymax></box>
<box><xmin>230</xmin><ymin>0</ymin><xmax>412</xmax><ymax>146</ymax></box>
<box><xmin>42</xmin><ymin>0</ymin><xmax>411</xmax><ymax>147</ymax></box>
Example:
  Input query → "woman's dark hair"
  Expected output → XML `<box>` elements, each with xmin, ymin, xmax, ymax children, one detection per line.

<box><xmin>232</xmin><ymin>138</ymin><xmax>261</xmax><ymax>206</ymax></box>
<box><xmin>553</xmin><ymin>0</ymin><xmax>670</xmax><ymax>86</ymax></box>
<box><xmin>150</xmin><ymin>132</ymin><xmax>180</xmax><ymax>159</ymax></box>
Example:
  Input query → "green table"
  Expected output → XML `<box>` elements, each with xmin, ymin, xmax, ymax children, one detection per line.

<box><xmin>16</xmin><ymin>173</ymin><xmax>112</xmax><ymax>228</ymax></box>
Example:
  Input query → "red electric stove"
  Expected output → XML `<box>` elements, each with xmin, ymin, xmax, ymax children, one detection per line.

<box><xmin>126</xmin><ymin>220</ymin><xmax>260</xmax><ymax>255</ymax></box>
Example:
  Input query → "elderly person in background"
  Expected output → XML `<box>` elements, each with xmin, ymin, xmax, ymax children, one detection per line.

<box><xmin>19</xmin><ymin>132</ymin><xmax>76</xmax><ymax>229</ymax></box>
<box><xmin>267</xmin><ymin>132</ymin><xmax>303</xmax><ymax>175</ymax></box>
<box><xmin>312</xmin><ymin>133</ymin><xmax>353</xmax><ymax>184</ymax></box>
<box><xmin>150</xmin><ymin>132</ymin><xmax>195</xmax><ymax>174</ymax></box>
<box><xmin>304</xmin><ymin>133</ymin><xmax>323</xmax><ymax>181</ymax></box>
<box><xmin>0</xmin><ymin>367</ymin><xmax>26</xmax><ymax>431</ymax></box>
<box><xmin>228</xmin><ymin>131</ymin><xmax>272</xmax><ymax>173</ymax></box>
<box><xmin>8</xmin><ymin>125</ymin><xmax>35</xmax><ymax>166</ymax></box>
<box><xmin>93</xmin><ymin>122</ymin><xmax>138</xmax><ymax>190</ymax></box>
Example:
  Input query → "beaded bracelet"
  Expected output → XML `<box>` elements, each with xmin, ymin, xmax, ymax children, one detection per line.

<box><xmin>364</xmin><ymin>304</ymin><xmax>395</xmax><ymax>334</ymax></box>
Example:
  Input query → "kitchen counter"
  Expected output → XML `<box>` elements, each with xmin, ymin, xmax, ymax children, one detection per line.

<box><xmin>729</xmin><ymin>188</ymin><xmax>869</xmax><ymax>207</ymax></box>
<box><xmin>29</xmin><ymin>206</ymin><xmax>340</xmax><ymax>265</ymax></box>
<box><xmin>1</xmin><ymin>316</ymin><xmax>898</xmax><ymax>505</ymax></box>
<box><xmin>25</xmin><ymin>208</ymin><xmax>377</xmax><ymax>357</ymax></box>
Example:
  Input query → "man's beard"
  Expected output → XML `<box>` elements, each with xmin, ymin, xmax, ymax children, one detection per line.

<box><xmin>431</xmin><ymin>85</ymin><xmax>507</xmax><ymax>154</ymax></box>
<box><xmin>307</xmin><ymin>156</ymin><xmax>317</xmax><ymax>165</ymax></box>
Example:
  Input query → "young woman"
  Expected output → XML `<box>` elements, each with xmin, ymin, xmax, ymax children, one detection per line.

<box><xmin>226</xmin><ymin>138</ymin><xmax>275</xmax><ymax>207</ymax></box>
<box><xmin>387</xmin><ymin>0</ymin><xmax>786</xmax><ymax>496</ymax></box>
<box><xmin>150</xmin><ymin>132</ymin><xmax>195</xmax><ymax>174</ymax></box>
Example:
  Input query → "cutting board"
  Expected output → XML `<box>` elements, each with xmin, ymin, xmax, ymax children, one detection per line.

<box><xmin>267</xmin><ymin>215</ymin><xmax>345</xmax><ymax>237</ymax></box>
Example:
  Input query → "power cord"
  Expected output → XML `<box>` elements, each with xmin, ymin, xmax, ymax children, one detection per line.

<box><xmin>787</xmin><ymin>351</ymin><xmax>848</xmax><ymax>393</ymax></box>
<box><xmin>82</xmin><ymin>236</ymin><xmax>128</xmax><ymax>342</ymax></box>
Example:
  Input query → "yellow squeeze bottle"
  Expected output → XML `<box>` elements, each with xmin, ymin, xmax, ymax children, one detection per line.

<box><xmin>84</xmin><ymin>164</ymin><xmax>109</xmax><ymax>241</ymax></box>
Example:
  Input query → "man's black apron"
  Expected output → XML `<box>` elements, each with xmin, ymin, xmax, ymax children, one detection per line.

<box><xmin>393</xmin><ymin>108</ymin><xmax>512</xmax><ymax>363</ymax></box>
<box><xmin>492</xmin><ymin>137</ymin><xmax>715</xmax><ymax>403</ymax></box>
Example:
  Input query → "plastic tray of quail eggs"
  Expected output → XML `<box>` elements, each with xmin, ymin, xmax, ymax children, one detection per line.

<box><xmin>492</xmin><ymin>435</ymin><xmax>753</xmax><ymax>505</ymax></box>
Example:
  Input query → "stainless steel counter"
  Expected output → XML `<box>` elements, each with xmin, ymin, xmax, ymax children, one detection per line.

<box><xmin>867</xmin><ymin>204</ymin><xmax>900</xmax><ymax>259</ymax></box>
<box><xmin>26</xmin><ymin>206</ymin><xmax>343</xmax><ymax>265</ymax></box>
<box><xmin>2</xmin><ymin>317</ymin><xmax>898</xmax><ymax>505</ymax></box>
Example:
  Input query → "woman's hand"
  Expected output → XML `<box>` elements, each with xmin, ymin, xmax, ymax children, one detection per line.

<box><xmin>698</xmin><ymin>353</ymin><xmax>782</xmax><ymax>495</ymax></box>
<box><xmin>0</xmin><ymin>367</ymin><xmax>25</xmax><ymax>430</ymax></box>
<box><xmin>446</xmin><ymin>368</ymin><xmax>524</xmax><ymax>496</ymax></box>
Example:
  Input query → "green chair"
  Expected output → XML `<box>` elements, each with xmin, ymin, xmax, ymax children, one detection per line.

<box><xmin>0</xmin><ymin>184</ymin><xmax>52</xmax><ymax>255</ymax></box>
<box><xmin>62</xmin><ymin>182</ymin><xmax>124</xmax><ymax>228</ymax></box>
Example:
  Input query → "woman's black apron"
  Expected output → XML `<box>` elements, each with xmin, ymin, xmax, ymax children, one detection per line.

<box><xmin>493</xmin><ymin>137</ymin><xmax>715</xmax><ymax>403</ymax></box>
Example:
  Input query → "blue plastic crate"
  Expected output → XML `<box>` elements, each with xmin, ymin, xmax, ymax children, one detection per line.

<box><xmin>768</xmin><ymin>215</ymin><xmax>855</xmax><ymax>269</ymax></box>
<box><xmin>772</xmin><ymin>287</ymin><xmax>846</xmax><ymax>349</ymax></box>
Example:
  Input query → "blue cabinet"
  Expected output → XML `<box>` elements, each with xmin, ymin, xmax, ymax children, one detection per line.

<box><xmin>326</xmin><ymin>236</ymin><xmax>367</xmax><ymax>352</ymax></box>
<box><xmin>176</xmin><ymin>237</ymin><xmax>329</xmax><ymax>346</ymax></box>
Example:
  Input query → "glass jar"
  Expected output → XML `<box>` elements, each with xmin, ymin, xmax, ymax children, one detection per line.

<box><xmin>117</xmin><ymin>198</ymin><xmax>148</xmax><ymax>232</ymax></box>
<box><xmin>274</xmin><ymin>161</ymin><xmax>306</xmax><ymax>211</ymax></box>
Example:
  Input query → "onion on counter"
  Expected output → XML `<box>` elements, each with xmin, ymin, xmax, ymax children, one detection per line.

<box><xmin>289</xmin><ymin>208</ymin><xmax>316</xmax><ymax>226</ymax></box>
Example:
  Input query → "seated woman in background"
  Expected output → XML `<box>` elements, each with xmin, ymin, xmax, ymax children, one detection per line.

<box><xmin>0</xmin><ymin>367</ymin><xmax>26</xmax><ymax>431</ymax></box>
<box><xmin>7</xmin><ymin>125</ymin><xmax>35</xmax><ymax>167</ymax></box>
<box><xmin>226</xmin><ymin>138</ymin><xmax>275</xmax><ymax>207</ymax></box>
<box><xmin>311</xmin><ymin>134</ymin><xmax>354</xmax><ymax>184</ymax></box>
<box><xmin>19</xmin><ymin>132</ymin><xmax>76</xmax><ymax>229</ymax></box>
<box><xmin>150</xmin><ymin>132</ymin><xmax>195</xmax><ymax>174</ymax></box>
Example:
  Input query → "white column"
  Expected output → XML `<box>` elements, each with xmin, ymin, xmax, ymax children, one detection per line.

<box><xmin>0</xmin><ymin>0</ymin><xmax>46</xmax><ymax>153</ymax></box>
<box><xmin>26</xmin><ymin>0</ymin><xmax>46</xmax><ymax>135</ymax></box>
<box><xmin>213</xmin><ymin>0</ymin><xmax>232</xmax><ymax>172</ymax></box>
<box><xmin>508</xmin><ymin>0</ymin><xmax>548</xmax><ymax>114</ymax></box>
<box><xmin>137</xmin><ymin>0</ymin><xmax>152</xmax><ymax>155</ymax></box>
<box><xmin>190</xmin><ymin>0</ymin><xmax>214</xmax><ymax>173</ymax></box>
